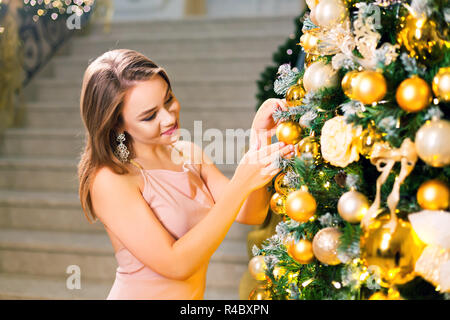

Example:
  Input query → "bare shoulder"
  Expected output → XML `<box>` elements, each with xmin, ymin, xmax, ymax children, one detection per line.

<box><xmin>90</xmin><ymin>165</ymin><xmax>140</xmax><ymax>199</ymax></box>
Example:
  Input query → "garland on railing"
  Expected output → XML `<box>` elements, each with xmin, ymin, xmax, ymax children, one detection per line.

<box><xmin>0</xmin><ymin>3</ymin><xmax>23</xmax><ymax>133</ymax></box>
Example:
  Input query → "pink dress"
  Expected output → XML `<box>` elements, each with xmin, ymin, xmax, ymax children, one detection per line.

<box><xmin>106</xmin><ymin>147</ymin><xmax>216</xmax><ymax>300</ymax></box>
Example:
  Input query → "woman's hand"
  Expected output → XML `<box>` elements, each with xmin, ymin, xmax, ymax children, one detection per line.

<box><xmin>233</xmin><ymin>141</ymin><xmax>295</xmax><ymax>193</ymax></box>
<box><xmin>250</xmin><ymin>98</ymin><xmax>289</xmax><ymax>150</ymax></box>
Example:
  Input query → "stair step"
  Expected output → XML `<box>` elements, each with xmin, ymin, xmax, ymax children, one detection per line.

<box><xmin>0</xmin><ymin>272</ymin><xmax>241</xmax><ymax>300</ymax></box>
<box><xmin>23</xmin><ymin>103</ymin><xmax>254</xmax><ymax>131</ymax></box>
<box><xmin>0</xmin><ymin>272</ymin><xmax>112</xmax><ymax>300</ymax></box>
<box><xmin>34</xmin><ymin>78</ymin><xmax>258</xmax><ymax>102</ymax></box>
<box><xmin>0</xmin><ymin>155</ymin><xmax>239</xmax><ymax>191</ymax></box>
<box><xmin>86</xmin><ymin>15</ymin><xmax>297</xmax><ymax>38</ymax></box>
<box><xmin>0</xmin><ymin>157</ymin><xmax>78</xmax><ymax>192</ymax></box>
<box><xmin>50</xmin><ymin>55</ymin><xmax>273</xmax><ymax>81</ymax></box>
<box><xmin>0</xmin><ymin>229</ymin><xmax>248</xmax><ymax>283</ymax></box>
<box><xmin>0</xmin><ymin>188</ymin><xmax>251</xmax><ymax>240</ymax></box>
<box><xmin>1</xmin><ymin>129</ymin><xmax>250</xmax><ymax>162</ymax></box>
<box><xmin>68</xmin><ymin>34</ymin><xmax>288</xmax><ymax>58</ymax></box>
<box><xmin>0</xmin><ymin>189</ymin><xmax>105</xmax><ymax>233</ymax></box>
<box><xmin>24</xmin><ymin>100</ymin><xmax>257</xmax><ymax>111</ymax></box>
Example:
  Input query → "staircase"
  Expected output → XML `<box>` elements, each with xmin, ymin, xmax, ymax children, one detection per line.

<box><xmin>0</xmin><ymin>15</ymin><xmax>297</xmax><ymax>299</ymax></box>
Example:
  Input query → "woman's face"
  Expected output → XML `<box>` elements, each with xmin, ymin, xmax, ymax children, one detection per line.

<box><xmin>120</xmin><ymin>75</ymin><xmax>180</xmax><ymax>147</ymax></box>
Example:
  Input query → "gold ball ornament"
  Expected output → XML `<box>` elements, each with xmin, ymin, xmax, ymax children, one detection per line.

<box><xmin>312</xmin><ymin>227</ymin><xmax>342</xmax><ymax>265</ymax></box>
<box><xmin>276</xmin><ymin>121</ymin><xmax>303</xmax><ymax>145</ymax></box>
<box><xmin>299</xmin><ymin>32</ymin><xmax>319</xmax><ymax>55</ymax></box>
<box><xmin>417</xmin><ymin>179</ymin><xmax>450</xmax><ymax>211</ymax></box>
<box><xmin>396</xmin><ymin>76</ymin><xmax>432</xmax><ymax>112</ymax></box>
<box><xmin>337</xmin><ymin>190</ymin><xmax>370</xmax><ymax>223</ymax></box>
<box><xmin>314</xmin><ymin>0</ymin><xmax>348</xmax><ymax>28</ymax></box>
<box><xmin>270</xmin><ymin>192</ymin><xmax>287</xmax><ymax>215</ymax></box>
<box><xmin>397</xmin><ymin>15</ymin><xmax>447</xmax><ymax>65</ymax></box>
<box><xmin>248</xmin><ymin>283</ymin><xmax>272</xmax><ymax>300</ymax></box>
<box><xmin>248</xmin><ymin>256</ymin><xmax>267</xmax><ymax>281</ymax></box>
<box><xmin>360</xmin><ymin>214</ymin><xmax>425</xmax><ymax>287</ymax></box>
<box><xmin>303</xmin><ymin>60</ymin><xmax>339</xmax><ymax>92</ymax></box>
<box><xmin>286</xmin><ymin>83</ymin><xmax>306</xmax><ymax>107</ymax></box>
<box><xmin>352</xmin><ymin>71</ymin><xmax>387</xmax><ymax>105</ymax></box>
<box><xmin>287</xmin><ymin>238</ymin><xmax>315</xmax><ymax>264</ymax></box>
<box><xmin>285</xmin><ymin>190</ymin><xmax>317</xmax><ymax>223</ymax></box>
<box><xmin>274</xmin><ymin>173</ymin><xmax>294</xmax><ymax>196</ymax></box>
<box><xmin>432</xmin><ymin>67</ymin><xmax>450</xmax><ymax>102</ymax></box>
<box><xmin>357</xmin><ymin>125</ymin><xmax>383</xmax><ymax>158</ymax></box>
<box><xmin>296</xmin><ymin>136</ymin><xmax>321</xmax><ymax>165</ymax></box>
<box><xmin>415</xmin><ymin>119</ymin><xmax>450</xmax><ymax>167</ymax></box>
<box><xmin>341</xmin><ymin>70</ymin><xmax>360</xmax><ymax>100</ymax></box>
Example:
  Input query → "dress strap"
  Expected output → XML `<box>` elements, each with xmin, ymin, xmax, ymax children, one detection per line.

<box><xmin>129</xmin><ymin>158</ymin><xmax>144</xmax><ymax>170</ymax></box>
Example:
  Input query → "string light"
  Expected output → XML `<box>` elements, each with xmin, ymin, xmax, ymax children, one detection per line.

<box><xmin>301</xmin><ymin>279</ymin><xmax>314</xmax><ymax>287</ymax></box>
<box><xmin>332</xmin><ymin>281</ymin><xmax>342</xmax><ymax>289</ymax></box>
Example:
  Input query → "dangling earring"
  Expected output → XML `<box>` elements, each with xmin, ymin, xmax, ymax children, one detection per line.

<box><xmin>115</xmin><ymin>132</ymin><xmax>130</xmax><ymax>163</ymax></box>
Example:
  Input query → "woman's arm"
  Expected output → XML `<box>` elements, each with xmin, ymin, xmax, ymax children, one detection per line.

<box><xmin>91</xmin><ymin>165</ymin><xmax>251</xmax><ymax>282</ymax></box>
<box><xmin>91</xmin><ymin>142</ymin><xmax>292</xmax><ymax>282</ymax></box>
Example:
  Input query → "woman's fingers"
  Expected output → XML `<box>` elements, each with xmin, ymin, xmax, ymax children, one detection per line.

<box><xmin>260</xmin><ymin>161</ymin><xmax>281</xmax><ymax>176</ymax></box>
<box><xmin>256</xmin><ymin>141</ymin><xmax>285</xmax><ymax>158</ymax></box>
<box><xmin>260</xmin><ymin>144</ymin><xmax>295</xmax><ymax>165</ymax></box>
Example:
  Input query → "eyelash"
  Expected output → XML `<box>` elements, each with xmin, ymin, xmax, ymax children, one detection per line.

<box><xmin>143</xmin><ymin>95</ymin><xmax>173</xmax><ymax>121</ymax></box>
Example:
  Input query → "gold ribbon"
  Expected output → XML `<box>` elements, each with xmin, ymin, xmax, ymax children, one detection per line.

<box><xmin>361</xmin><ymin>138</ymin><xmax>418</xmax><ymax>232</ymax></box>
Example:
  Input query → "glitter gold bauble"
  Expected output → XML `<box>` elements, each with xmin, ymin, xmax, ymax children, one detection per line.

<box><xmin>417</xmin><ymin>179</ymin><xmax>450</xmax><ymax>211</ymax></box>
<box><xmin>287</xmin><ymin>238</ymin><xmax>315</xmax><ymax>264</ymax></box>
<box><xmin>286</xmin><ymin>83</ymin><xmax>306</xmax><ymax>107</ymax></box>
<box><xmin>432</xmin><ymin>67</ymin><xmax>450</xmax><ymax>102</ymax></box>
<box><xmin>296</xmin><ymin>136</ymin><xmax>321</xmax><ymax>165</ymax></box>
<box><xmin>270</xmin><ymin>192</ymin><xmax>286</xmax><ymax>215</ymax></box>
<box><xmin>341</xmin><ymin>70</ymin><xmax>360</xmax><ymax>99</ymax></box>
<box><xmin>274</xmin><ymin>173</ymin><xmax>293</xmax><ymax>196</ymax></box>
<box><xmin>248</xmin><ymin>256</ymin><xmax>267</xmax><ymax>281</ymax></box>
<box><xmin>248</xmin><ymin>282</ymin><xmax>272</xmax><ymax>300</ymax></box>
<box><xmin>337</xmin><ymin>190</ymin><xmax>370</xmax><ymax>223</ymax></box>
<box><xmin>276</xmin><ymin>121</ymin><xmax>303</xmax><ymax>145</ymax></box>
<box><xmin>303</xmin><ymin>60</ymin><xmax>339</xmax><ymax>92</ymax></box>
<box><xmin>357</xmin><ymin>125</ymin><xmax>383</xmax><ymax>158</ymax></box>
<box><xmin>314</xmin><ymin>0</ymin><xmax>348</xmax><ymax>28</ymax></box>
<box><xmin>397</xmin><ymin>15</ymin><xmax>447</xmax><ymax>65</ymax></box>
<box><xmin>360</xmin><ymin>214</ymin><xmax>425</xmax><ymax>287</ymax></box>
<box><xmin>396</xmin><ymin>76</ymin><xmax>432</xmax><ymax>112</ymax></box>
<box><xmin>300</xmin><ymin>32</ymin><xmax>319</xmax><ymax>55</ymax></box>
<box><xmin>285</xmin><ymin>190</ymin><xmax>317</xmax><ymax>223</ymax></box>
<box><xmin>312</xmin><ymin>227</ymin><xmax>342</xmax><ymax>265</ymax></box>
<box><xmin>415</xmin><ymin>119</ymin><xmax>450</xmax><ymax>167</ymax></box>
<box><xmin>352</xmin><ymin>71</ymin><xmax>387</xmax><ymax>105</ymax></box>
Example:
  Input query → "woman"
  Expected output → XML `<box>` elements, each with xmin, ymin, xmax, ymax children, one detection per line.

<box><xmin>78</xmin><ymin>49</ymin><xmax>295</xmax><ymax>299</ymax></box>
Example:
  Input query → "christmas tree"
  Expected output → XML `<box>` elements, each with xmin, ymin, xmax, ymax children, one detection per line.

<box><xmin>248</xmin><ymin>0</ymin><xmax>449</xmax><ymax>300</ymax></box>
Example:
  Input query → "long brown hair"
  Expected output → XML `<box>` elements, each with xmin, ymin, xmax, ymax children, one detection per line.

<box><xmin>78</xmin><ymin>49</ymin><xmax>171</xmax><ymax>223</ymax></box>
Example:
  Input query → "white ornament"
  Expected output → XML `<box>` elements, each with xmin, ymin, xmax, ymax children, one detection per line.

<box><xmin>315</xmin><ymin>0</ymin><xmax>348</xmax><ymax>28</ymax></box>
<box><xmin>303</xmin><ymin>61</ymin><xmax>339</xmax><ymax>92</ymax></box>
<box><xmin>409</xmin><ymin>210</ymin><xmax>450</xmax><ymax>292</ymax></box>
